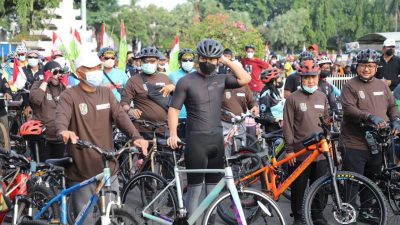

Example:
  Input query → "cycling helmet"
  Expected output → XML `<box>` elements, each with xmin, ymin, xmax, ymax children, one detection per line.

<box><xmin>6</xmin><ymin>51</ymin><xmax>17</xmax><ymax>60</ymax></box>
<box><xmin>245</xmin><ymin>44</ymin><xmax>255</xmax><ymax>50</ymax></box>
<box><xmin>261</xmin><ymin>68</ymin><xmax>281</xmax><ymax>83</ymax></box>
<box><xmin>15</xmin><ymin>45</ymin><xmax>27</xmax><ymax>54</ymax></box>
<box><xmin>298</xmin><ymin>60</ymin><xmax>320</xmax><ymax>76</ymax></box>
<box><xmin>356</xmin><ymin>49</ymin><xmax>380</xmax><ymax>64</ymax></box>
<box><xmin>97</xmin><ymin>47</ymin><xmax>116</xmax><ymax>57</ymax></box>
<box><xmin>19</xmin><ymin>120</ymin><xmax>44</xmax><ymax>137</ymax></box>
<box><xmin>299</xmin><ymin>51</ymin><xmax>314</xmax><ymax>61</ymax></box>
<box><xmin>317</xmin><ymin>56</ymin><xmax>332</xmax><ymax>65</ymax></box>
<box><xmin>139</xmin><ymin>47</ymin><xmax>160</xmax><ymax>59</ymax></box>
<box><xmin>178</xmin><ymin>48</ymin><xmax>195</xmax><ymax>60</ymax></box>
<box><xmin>196</xmin><ymin>39</ymin><xmax>224</xmax><ymax>58</ymax></box>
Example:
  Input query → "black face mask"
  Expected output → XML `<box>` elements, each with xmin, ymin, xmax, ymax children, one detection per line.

<box><xmin>386</xmin><ymin>49</ymin><xmax>395</xmax><ymax>56</ymax></box>
<box><xmin>276</xmin><ymin>81</ymin><xmax>284</xmax><ymax>88</ymax></box>
<box><xmin>199</xmin><ymin>62</ymin><xmax>217</xmax><ymax>75</ymax></box>
<box><xmin>320</xmin><ymin>70</ymin><xmax>331</xmax><ymax>78</ymax></box>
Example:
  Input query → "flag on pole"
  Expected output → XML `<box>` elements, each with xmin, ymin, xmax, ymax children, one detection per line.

<box><xmin>118</xmin><ymin>20</ymin><xmax>128</xmax><ymax>71</ymax></box>
<box><xmin>13</xmin><ymin>58</ymin><xmax>28</xmax><ymax>90</ymax></box>
<box><xmin>167</xmin><ymin>36</ymin><xmax>180</xmax><ymax>74</ymax></box>
<box><xmin>70</xmin><ymin>29</ymin><xmax>82</xmax><ymax>60</ymax></box>
<box><xmin>52</xmin><ymin>32</ymin><xmax>68</xmax><ymax>53</ymax></box>
<box><xmin>100</xmin><ymin>23</ymin><xmax>106</xmax><ymax>48</ymax></box>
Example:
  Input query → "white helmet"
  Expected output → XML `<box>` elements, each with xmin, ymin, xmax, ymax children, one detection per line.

<box><xmin>318</xmin><ymin>56</ymin><xmax>332</xmax><ymax>65</ymax></box>
<box><xmin>15</xmin><ymin>45</ymin><xmax>27</xmax><ymax>54</ymax></box>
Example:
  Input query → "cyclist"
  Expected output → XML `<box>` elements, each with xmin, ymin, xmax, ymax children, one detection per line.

<box><xmin>126</xmin><ymin>53</ymin><xmax>141</xmax><ymax>77</ymax></box>
<box><xmin>241</xmin><ymin>44</ymin><xmax>270</xmax><ymax>96</ymax></box>
<box><xmin>15</xmin><ymin>44</ymin><xmax>28</xmax><ymax>67</ymax></box>
<box><xmin>30</xmin><ymin>61</ymin><xmax>68</xmax><ymax>161</ymax></box>
<box><xmin>98</xmin><ymin>47</ymin><xmax>128</xmax><ymax>102</ymax></box>
<box><xmin>2</xmin><ymin>51</ymin><xmax>18</xmax><ymax>92</ymax></box>
<box><xmin>157</xmin><ymin>53</ymin><xmax>168</xmax><ymax>73</ymax></box>
<box><xmin>121</xmin><ymin>47</ymin><xmax>175</xmax><ymax>138</ymax></box>
<box><xmin>340</xmin><ymin>49</ymin><xmax>400</xmax><ymax>222</ymax></box>
<box><xmin>317</xmin><ymin>56</ymin><xmax>340</xmax><ymax>115</ymax></box>
<box><xmin>218</xmin><ymin>48</ymin><xmax>242</xmax><ymax>74</ymax></box>
<box><xmin>283</xmin><ymin>59</ymin><xmax>329</xmax><ymax>225</ymax></box>
<box><xmin>169</xmin><ymin>48</ymin><xmax>196</xmax><ymax>138</ymax></box>
<box><xmin>126</xmin><ymin>51</ymin><xmax>135</xmax><ymax>73</ymax></box>
<box><xmin>258</xmin><ymin>68</ymin><xmax>284</xmax><ymax>133</ymax></box>
<box><xmin>55</xmin><ymin>51</ymin><xmax>148</xmax><ymax>224</ymax></box>
<box><xmin>376</xmin><ymin>38</ymin><xmax>400</xmax><ymax>91</ymax></box>
<box><xmin>167</xmin><ymin>39</ymin><xmax>251</xmax><ymax>220</ymax></box>
<box><xmin>284</xmin><ymin>51</ymin><xmax>314</xmax><ymax>98</ymax></box>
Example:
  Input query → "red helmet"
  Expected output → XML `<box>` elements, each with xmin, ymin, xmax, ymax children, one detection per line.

<box><xmin>297</xmin><ymin>60</ymin><xmax>320</xmax><ymax>76</ymax></box>
<box><xmin>261</xmin><ymin>68</ymin><xmax>281</xmax><ymax>83</ymax></box>
<box><xmin>19</xmin><ymin>120</ymin><xmax>44</xmax><ymax>137</ymax></box>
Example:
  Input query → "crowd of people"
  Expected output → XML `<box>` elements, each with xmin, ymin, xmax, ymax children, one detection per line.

<box><xmin>1</xmin><ymin>36</ymin><xmax>400</xmax><ymax>225</ymax></box>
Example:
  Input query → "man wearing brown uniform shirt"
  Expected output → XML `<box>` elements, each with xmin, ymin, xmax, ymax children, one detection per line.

<box><xmin>121</xmin><ymin>47</ymin><xmax>175</xmax><ymax>138</ymax></box>
<box><xmin>56</xmin><ymin>51</ymin><xmax>148</xmax><ymax>224</ymax></box>
<box><xmin>283</xmin><ymin>59</ymin><xmax>329</xmax><ymax>225</ymax></box>
<box><xmin>340</xmin><ymin>49</ymin><xmax>400</xmax><ymax>223</ymax></box>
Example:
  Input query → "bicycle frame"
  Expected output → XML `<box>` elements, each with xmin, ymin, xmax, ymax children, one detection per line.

<box><xmin>142</xmin><ymin>153</ymin><xmax>248</xmax><ymax>225</ymax></box>
<box><xmin>239</xmin><ymin>138</ymin><xmax>332</xmax><ymax>201</ymax></box>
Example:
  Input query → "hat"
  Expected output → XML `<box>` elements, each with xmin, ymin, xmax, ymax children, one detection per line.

<box><xmin>43</xmin><ymin>61</ymin><xmax>61</xmax><ymax>72</ymax></box>
<box><xmin>27</xmin><ymin>50</ymin><xmax>40</xmax><ymax>57</ymax></box>
<box><xmin>308</xmin><ymin>44</ymin><xmax>319</xmax><ymax>53</ymax></box>
<box><xmin>383</xmin><ymin>38</ymin><xmax>396</xmax><ymax>47</ymax></box>
<box><xmin>74</xmin><ymin>51</ymin><xmax>102</xmax><ymax>69</ymax></box>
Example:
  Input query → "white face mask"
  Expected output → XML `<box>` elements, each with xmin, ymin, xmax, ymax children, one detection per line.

<box><xmin>85</xmin><ymin>70</ymin><xmax>103</xmax><ymax>87</ymax></box>
<box><xmin>103</xmin><ymin>59</ymin><xmax>115</xmax><ymax>68</ymax></box>
<box><xmin>182</xmin><ymin>61</ymin><xmax>194</xmax><ymax>72</ymax></box>
<box><xmin>142</xmin><ymin>63</ymin><xmax>157</xmax><ymax>75</ymax></box>
<box><xmin>158</xmin><ymin>64</ymin><xmax>166</xmax><ymax>70</ymax></box>
<box><xmin>247</xmin><ymin>52</ymin><xmax>254</xmax><ymax>59</ymax></box>
<box><xmin>28</xmin><ymin>58</ymin><xmax>39</xmax><ymax>67</ymax></box>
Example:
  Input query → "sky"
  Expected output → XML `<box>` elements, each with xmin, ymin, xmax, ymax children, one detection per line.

<box><xmin>118</xmin><ymin>0</ymin><xmax>187</xmax><ymax>10</ymax></box>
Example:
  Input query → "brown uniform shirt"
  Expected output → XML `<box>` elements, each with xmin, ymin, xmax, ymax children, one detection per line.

<box><xmin>340</xmin><ymin>77</ymin><xmax>399</xmax><ymax>150</ymax></box>
<box><xmin>30</xmin><ymin>81</ymin><xmax>63</xmax><ymax>141</ymax></box>
<box><xmin>221</xmin><ymin>85</ymin><xmax>257</xmax><ymax>122</ymax></box>
<box><xmin>55</xmin><ymin>86</ymin><xmax>142</xmax><ymax>182</ymax></box>
<box><xmin>283</xmin><ymin>90</ymin><xmax>329</xmax><ymax>161</ymax></box>
<box><xmin>121</xmin><ymin>72</ymin><xmax>172</xmax><ymax>132</ymax></box>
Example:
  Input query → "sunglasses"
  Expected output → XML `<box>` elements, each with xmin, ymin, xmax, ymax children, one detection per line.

<box><xmin>27</xmin><ymin>56</ymin><xmax>38</xmax><ymax>59</ymax></box>
<box><xmin>103</xmin><ymin>57</ymin><xmax>115</xmax><ymax>60</ymax></box>
<box><xmin>9</xmin><ymin>60</ymin><xmax>14</xmax><ymax>63</ymax></box>
<box><xmin>52</xmin><ymin>69</ymin><xmax>63</xmax><ymax>75</ymax></box>
<box><xmin>18</xmin><ymin>53</ymin><xmax>25</xmax><ymax>56</ymax></box>
<box><xmin>181</xmin><ymin>59</ymin><xmax>194</xmax><ymax>62</ymax></box>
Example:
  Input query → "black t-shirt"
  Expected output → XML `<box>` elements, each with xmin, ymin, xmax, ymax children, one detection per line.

<box><xmin>376</xmin><ymin>55</ymin><xmax>400</xmax><ymax>90</ymax></box>
<box><xmin>170</xmin><ymin>71</ymin><xmax>241</xmax><ymax>133</ymax></box>
<box><xmin>284</xmin><ymin>73</ymin><xmax>300</xmax><ymax>93</ymax></box>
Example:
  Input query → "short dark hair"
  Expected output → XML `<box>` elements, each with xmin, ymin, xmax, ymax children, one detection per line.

<box><xmin>223</xmin><ymin>48</ymin><xmax>233</xmax><ymax>56</ymax></box>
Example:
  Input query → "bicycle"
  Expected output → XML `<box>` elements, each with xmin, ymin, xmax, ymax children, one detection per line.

<box><xmin>122</xmin><ymin>144</ymin><xmax>286</xmax><ymax>225</ymax></box>
<box><xmin>8</xmin><ymin>89</ymin><xmax>29</xmax><ymax>155</ymax></box>
<box><xmin>225</xmin><ymin>116</ymin><xmax>388</xmax><ymax>224</ymax></box>
<box><xmin>19</xmin><ymin>140</ymin><xmax>137</xmax><ymax>225</ymax></box>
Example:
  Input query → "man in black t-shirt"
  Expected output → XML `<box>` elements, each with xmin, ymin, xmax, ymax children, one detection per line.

<box><xmin>376</xmin><ymin>38</ymin><xmax>400</xmax><ymax>90</ymax></box>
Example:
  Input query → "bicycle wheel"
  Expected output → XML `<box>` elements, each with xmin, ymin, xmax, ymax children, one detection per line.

<box><xmin>303</xmin><ymin>171</ymin><xmax>388</xmax><ymax>225</ymax></box>
<box><xmin>0</xmin><ymin>122</ymin><xmax>10</xmax><ymax>150</ymax></box>
<box><xmin>381</xmin><ymin>175</ymin><xmax>400</xmax><ymax>225</ymax></box>
<box><xmin>245</xmin><ymin>133</ymin><xmax>262</xmax><ymax>152</ymax></box>
<box><xmin>94</xmin><ymin>208</ymin><xmax>136</xmax><ymax>225</ymax></box>
<box><xmin>211</xmin><ymin>188</ymin><xmax>286</xmax><ymax>225</ymax></box>
<box><xmin>140</xmin><ymin>151</ymin><xmax>175</xmax><ymax>181</ymax></box>
<box><xmin>121</xmin><ymin>172</ymin><xmax>178</xmax><ymax>224</ymax></box>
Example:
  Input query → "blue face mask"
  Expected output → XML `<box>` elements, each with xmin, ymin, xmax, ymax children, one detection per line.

<box><xmin>142</xmin><ymin>63</ymin><xmax>157</xmax><ymax>75</ymax></box>
<box><xmin>85</xmin><ymin>70</ymin><xmax>103</xmax><ymax>87</ymax></box>
<box><xmin>181</xmin><ymin>61</ymin><xmax>194</xmax><ymax>72</ymax></box>
<box><xmin>302</xmin><ymin>85</ymin><xmax>318</xmax><ymax>94</ymax></box>
<box><xmin>19</xmin><ymin>55</ymin><xmax>26</xmax><ymax>62</ymax></box>
<box><xmin>28</xmin><ymin>58</ymin><xmax>39</xmax><ymax>67</ymax></box>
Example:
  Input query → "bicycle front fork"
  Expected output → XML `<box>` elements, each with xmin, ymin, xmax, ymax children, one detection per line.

<box><xmin>326</xmin><ymin>152</ymin><xmax>343</xmax><ymax>210</ymax></box>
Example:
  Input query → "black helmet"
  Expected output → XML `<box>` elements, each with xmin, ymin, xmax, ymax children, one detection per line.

<box><xmin>299</xmin><ymin>51</ymin><xmax>314</xmax><ymax>61</ymax></box>
<box><xmin>196</xmin><ymin>39</ymin><xmax>224</xmax><ymax>58</ymax></box>
<box><xmin>245</xmin><ymin>44</ymin><xmax>255</xmax><ymax>50</ymax></box>
<box><xmin>356</xmin><ymin>49</ymin><xmax>380</xmax><ymax>64</ymax></box>
<box><xmin>178</xmin><ymin>48</ymin><xmax>195</xmax><ymax>60</ymax></box>
<box><xmin>139</xmin><ymin>47</ymin><xmax>160</xmax><ymax>59</ymax></box>
<box><xmin>97</xmin><ymin>47</ymin><xmax>116</xmax><ymax>57</ymax></box>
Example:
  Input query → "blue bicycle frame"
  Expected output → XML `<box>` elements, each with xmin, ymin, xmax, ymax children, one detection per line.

<box><xmin>33</xmin><ymin>168</ymin><xmax>111</xmax><ymax>225</ymax></box>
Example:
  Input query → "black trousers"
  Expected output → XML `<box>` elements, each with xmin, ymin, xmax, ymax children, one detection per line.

<box><xmin>30</xmin><ymin>140</ymin><xmax>66</xmax><ymax>162</ymax></box>
<box><xmin>289</xmin><ymin>160</ymin><xmax>328</xmax><ymax>220</ymax></box>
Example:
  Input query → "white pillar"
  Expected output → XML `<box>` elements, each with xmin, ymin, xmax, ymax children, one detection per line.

<box><xmin>81</xmin><ymin>0</ymin><xmax>87</xmax><ymax>40</ymax></box>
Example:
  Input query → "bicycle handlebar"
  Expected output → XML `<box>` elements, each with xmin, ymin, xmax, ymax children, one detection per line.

<box><xmin>76</xmin><ymin>140</ymin><xmax>139</xmax><ymax>158</ymax></box>
<box><xmin>222</xmin><ymin>110</ymin><xmax>257</xmax><ymax>124</ymax></box>
<box><xmin>132</xmin><ymin>119</ymin><xmax>168</xmax><ymax>130</ymax></box>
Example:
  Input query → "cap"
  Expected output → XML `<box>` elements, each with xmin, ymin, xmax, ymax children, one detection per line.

<box><xmin>43</xmin><ymin>61</ymin><xmax>61</xmax><ymax>72</ymax></box>
<box><xmin>383</xmin><ymin>38</ymin><xmax>396</xmax><ymax>47</ymax></box>
<box><xmin>74</xmin><ymin>51</ymin><xmax>102</xmax><ymax>69</ymax></box>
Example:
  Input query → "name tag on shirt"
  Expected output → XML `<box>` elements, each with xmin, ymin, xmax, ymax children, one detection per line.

<box><xmin>314</xmin><ymin>104</ymin><xmax>324</xmax><ymax>109</ymax></box>
<box><xmin>96</xmin><ymin>103</ymin><xmax>110</xmax><ymax>110</ymax></box>
<box><xmin>236</xmin><ymin>93</ymin><xmax>246</xmax><ymax>97</ymax></box>
<box><xmin>373</xmin><ymin>91</ymin><xmax>384</xmax><ymax>96</ymax></box>
<box><xmin>46</xmin><ymin>93</ymin><xmax>52</xmax><ymax>101</ymax></box>
<box><xmin>155</xmin><ymin>82</ymin><xmax>165</xmax><ymax>86</ymax></box>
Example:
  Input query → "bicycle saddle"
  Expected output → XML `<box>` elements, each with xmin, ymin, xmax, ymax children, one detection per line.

<box><xmin>45</xmin><ymin>157</ymin><xmax>73</xmax><ymax>168</ymax></box>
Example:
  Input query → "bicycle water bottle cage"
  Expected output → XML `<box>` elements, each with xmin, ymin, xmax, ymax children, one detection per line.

<box><xmin>302</xmin><ymin>132</ymin><xmax>324</xmax><ymax>147</ymax></box>
<box><xmin>19</xmin><ymin>120</ymin><xmax>46</xmax><ymax>141</ymax></box>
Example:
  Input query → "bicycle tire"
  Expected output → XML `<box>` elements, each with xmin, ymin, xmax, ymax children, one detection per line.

<box><xmin>94</xmin><ymin>208</ymin><xmax>136</xmax><ymax>225</ymax></box>
<box><xmin>140</xmin><ymin>151</ymin><xmax>175</xmax><ymax>180</ymax></box>
<box><xmin>0</xmin><ymin>122</ymin><xmax>10</xmax><ymax>150</ymax></box>
<box><xmin>27</xmin><ymin>184</ymin><xmax>60</xmax><ymax>222</ymax></box>
<box><xmin>211</xmin><ymin>188</ymin><xmax>286</xmax><ymax>225</ymax></box>
<box><xmin>303</xmin><ymin>171</ymin><xmax>388</xmax><ymax>225</ymax></box>
<box><xmin>121</xmin><ymin>172</ymin><xmax>178</xmax><ymax>224</ymax></box>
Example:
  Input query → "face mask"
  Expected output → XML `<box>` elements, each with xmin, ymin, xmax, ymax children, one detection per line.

<box><xmin>28</xmin><ymin>58</ymin><xmax>39</xmax><ymax>67</ymax></box>
<box><xmin>386</xmin><ymin>49</ymin><xmax>395</xmax><ymax>56</ymax></box>
<box><xmin>276</xmin><ymin>81</ymin><xmax>284</xmax><ymax>88</ymax></box>
<box><xmin>302</xmin><ymin>85</ymin><xmax>318</xmax><ymax>94</ymax></box>
<box><xmin>158</xmin><ymin>65</ymin><xmax>166</xmax><ymax>70</ymax></box>
<box><xmin>142</xmin><ymin>63</ymin><xmax>157</xmax><ymax>75</ymax></box>
<box><xmin>19</xmin><ymin>55</ymin><xmax>26</xmax><ymax>61</ymax></box>
<box><xmin>320</xmin><ymin>70</ymin><xmax>331</xmax><ymax>78</ymax></box>
<box><xmin>182</xmin><ymin>61</ymin><xmax>194</xmax><ymax>72</ymax></box>
<box><xmin>271</xmin><ymin>60</ymin><xmax>277</xmax><ymax>64</ymax></box>
<box><xmin>247</xmin><ymin>52</ymin><xmax>254</xmax><ymax>59</ymax></box>
<box><xmin>199</xmin><ymin>62</ymin><xmax>217</xmax><ymax>75</ymax></box>
<box><xmin>103</xmin><ymin>59</ymin><xmax>115</xmax><ymax>68</ymax></box>
<box><xmin>85</xmin><ymin>70</ymin><xmax>103</xmax><ymax>87</ymax></box>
